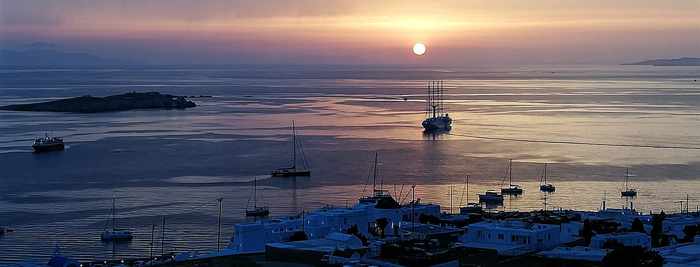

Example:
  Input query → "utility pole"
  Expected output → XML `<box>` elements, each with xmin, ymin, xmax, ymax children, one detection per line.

<box><xmin>217</xmin><ymin>197</ymin><xmax>223</xmax><ymax>252</ymax></box>
<box><xmin>449</xmin><ymin>185</ymin><xmax>453</xmax><ymax>214</ymax></box>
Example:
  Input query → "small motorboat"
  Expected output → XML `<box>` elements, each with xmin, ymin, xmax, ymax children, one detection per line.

<box><xmin>540</xmin><ymin>184</ymin><xmax>555</xmax><ymax>193</ymax></box>
<box><xmin>245</xmin><ymin>207</ymin><xmax>270</xmax><ymax>217</ymax></box>
<box><xmin>32</xmin><ymin>134</ymin><xmax>64</xmax><ymax>153</ymax></box>
<box><xmin>460</xmin><ymin>203</ymin><xmax>483</xmax><ymax>214</ymax></box>
<box><xmin>501</xmin><ymin>185</ymin><xmax>523</xmax><ymax>195</ymax></box>
<box><xmin>621</xmin><ymin>189</ymin><xmax>637</xmax><ymax>197</ymax></box>
<box><xmin>478</xmin><ymin>191</ymin><xmax>504</xmax><ymax>204</ymax></box>
<box><xmin>101</xmin><ymin>229</ymin><xmax>133</xmax><ymax>241</ymax></box>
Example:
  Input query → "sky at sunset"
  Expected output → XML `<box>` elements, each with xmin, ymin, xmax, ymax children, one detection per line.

<box><xmin>1</xmin><ymin>0</ymin><xmax>699</xmax><ymax>65</ymax></box>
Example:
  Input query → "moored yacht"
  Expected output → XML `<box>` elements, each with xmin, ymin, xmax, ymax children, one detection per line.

<box><xmin>501</xmin><ymin>159</ymin><xmax>523</xmax><ymax>195</ymax></box>
<box><xmin>621</xmin><ymin>168</ymin><xmax>637</xmax><ymax>197</ymax></box>
<box><xmin>358</xmin><ymin>153</ymin><xmax>401</xmax><ymax>208</ymax></box>
<box><xmin>101</xmin><ymin>197</ymin><xmax>133</xmax><ymax>242</ymax></box>
<box><xmin>271</xmin><ymin>121</ymin><xmax>311</xmax><ymax>177</ymax></box>
<box><xmin>245</xmin><ymin>177</ymin><xmax>269</xmax><ymax>217</ymax></box>
<box><xmin>539</xmin><ymin>163</ymin><xmax>556</xmax><ymax>193</ymax></box>
<box><xmin>460</xmin><ymin>175</ymin><xmax>483</xmax><ymax>214</ymax></box>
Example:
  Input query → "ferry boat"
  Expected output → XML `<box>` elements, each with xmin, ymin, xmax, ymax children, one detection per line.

<box><xmin>620</xmin><ymin>168</ymin><xmax>637</xmax><ymax>197</ymax></box>
<box><xmin>501</xmin><ymin>159</ymin><xmax>523</xmax><ymax>195</ymax></box>
<box><xmin>271</xmin><ymin>121</ymin><xmax>311</xmax><ymax>177</ymax></box>
<box><xmin>245</xmin><ymin>177</ymin><xmax>270</xmax><ymax>217</ymax></box>
<box><xmin>32</xmin><ymin>134</ymin><xmax>64</xmax><ymax>153</ymax></box>
<box><xmin>539</xmin><ymin>163</ymin><xmax>556</xmax><ymax>193</ymax></box>
<box><xmin>101</xmin><ymin>197</ymin><xmax>133</xmax><ymax>242</ymax></box>
<box><xmin>422</xmin><ymin>81</ymin><xmax>452</xmax><ymax>132</ymax></box>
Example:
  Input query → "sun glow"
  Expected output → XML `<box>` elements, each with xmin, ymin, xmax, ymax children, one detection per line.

<box><xmin>412</xmin><ymin>43</ymin><xmax>426</xmax><ymax>56</ymax></box>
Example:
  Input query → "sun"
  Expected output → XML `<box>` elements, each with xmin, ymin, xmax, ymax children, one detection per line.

<box><xmin>412</xmin><ymin>43</ymin><xmax>426</xmax><ymax>56</ymax></box>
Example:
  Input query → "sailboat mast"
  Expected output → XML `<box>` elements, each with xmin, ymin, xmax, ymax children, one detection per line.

<box><xmin>426</xmin><ymin>82</ymin><xmax>430</xmax><ymax>117</ymax></box>
<box><xmin>253</xmin><ymin>178</ymin><xmax>257</xmax><ymax>208</ymax></box>
<box><xmin>439</xmin><ymin>81</ymin><xmax>443</xmax><ymax>115</ymax></box>
<box><xmin>544</xmin><ymin>163</ymin><xmax>548</xmax><ymax>184</ymax></box>
<box><xmin>449</xmin><ymin>185</ymin><xmax>453</xmax><ymax>214</ymax></box>
<box><xmin>292</xmin><ymin>121</ymin><xmax>296</xmax><ymax>169</ymax></box>
<box><xmin>466</xmin><ymin>175</ymin><xmax>470</xmax><ymax>204</ymax></box>
<box><xmin>625</xmin><ymin>168</ymin><xmax>629</xmax><ymax>189</ymax></box>
<box><xmin>112</xmin><ymin>197</ymin><xmax>116</xmax><ymax>230</ymax></box>
<box><xmin>372</xmin><ymin>152</ymin><xmax>378</xmax><ymax>192</ymax></box>
<box><xmin>509</xmin><ymin>159</ymin><xmax>513</xmax><ymax>186</ymax></box>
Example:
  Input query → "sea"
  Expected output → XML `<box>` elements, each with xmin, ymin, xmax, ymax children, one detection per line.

<box><xmin>1</xmin><ymin>64</ymin><xmax>700</xmax><ymax>263</ymax></box>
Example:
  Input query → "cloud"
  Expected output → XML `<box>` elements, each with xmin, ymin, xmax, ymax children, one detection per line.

<box><xmin>1</xmin><ymin>0</ymin><xmax>698</xmax><ymax>65</ymax></box>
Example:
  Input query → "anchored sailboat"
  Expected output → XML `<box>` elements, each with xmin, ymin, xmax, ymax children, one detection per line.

<box><xmin>101</xmin><ymin>197</ymin><xmax>133</xmax><ymax>242</ymax></box>
<box><xmin>501</xmin><ymin>159</ymin><xmax>523</xmax><ymax>195</ymax></box>
<box><xmin>539</xmin><ymin>163</ymin><xmax>555</xmax><ymax>192</ymax></box>
<box><xmin>246</xmin><ymin>177</ymin><xmax>270</xmax><ymax>217</ymax></box>
<box><xmin>421</xmin><ymin>81</ymin><xmax>452</xmax><ymax>132</ymax></box>
<box><xmin>621</xmin><ymin>168</ymin><xmax>637</xmax><ymax>197</ymax></box>
<box><xmin>460</xmin><ymin>175</ymin><xmax>483</xmax><ymax>214</ymax></box>
<box><xmin>272</xmin><ymin>121</ymin><xmax>311</xmax><ymax>177</ymax></box>
<box><xmin>358</xmin><ymin>152</ymin><xmax>398</xmax><ymax>207</ymax></box>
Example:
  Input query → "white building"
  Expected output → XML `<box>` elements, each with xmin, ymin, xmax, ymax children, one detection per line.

<box><xmin>461</xmin><ymin>220</ymin><xmax>561</xmax><ymax>256</ymax></box>
<box><xmin>660</xmin><ymin>214</ymin><xmax>700</xmax><ymax>241</ymax></box>
<box><xmin>399</xmin><ymin>203</ymin><xmax>441</xmax><ymax>222</ymax></box>
<box><xmin>539</xmin><ymin>246</ymin><xmax>608</xmax><ymax>262</ymax></box>
<box><xmin>560</xmin><ymin>222</ymin><xmax>583</xmax><ymax>243</ymax></box>
<box><xmin>304</xmin><ymin>206</ymin><xmax>369</xmax><ymax>239</ymax></box>
<box><xmin>227</xmin><ymin>218</ymin><xmax>304</xmax><ymax>253</ymax></box>
<box><xmin>579</xmin><ymin>208</ymin><xmax>651</xmax><ymax>230</ymax></box>
<box><xmin>227</xmin><ymin>200</ymin><xmax>441</xmax><ymax>254</ymax></box>
<box><xmin>590</xmin><ymin>232</ymin><xmax>651</xmax><ymax>249</ymax></box>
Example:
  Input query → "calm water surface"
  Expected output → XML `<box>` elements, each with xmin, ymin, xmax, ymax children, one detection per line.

<box><xmin>1</xmin><ymin>65</ymin><xmax>700</xmax><ymax>263</ymax></box>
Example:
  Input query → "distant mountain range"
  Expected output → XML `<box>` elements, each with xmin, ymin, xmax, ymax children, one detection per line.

<box><xmin>624</xmin><ymin>57</ymin><xmax>700</xmax><ymax>66</ymax></box>
<box><xmin>0</xmin><ymin>43</ymin><xmax>127</xmax><ymax>66</ymax></box>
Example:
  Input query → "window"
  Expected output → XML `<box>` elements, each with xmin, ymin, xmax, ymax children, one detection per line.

<box><xmin>512</xmin><ymin>235</ymin><xmax>528</xmax><ymax>244</ymax></box>
<box><xmin>498</xmin><ymin>234</ymin><xmax>504</xmax><ymax>240</ymax></box>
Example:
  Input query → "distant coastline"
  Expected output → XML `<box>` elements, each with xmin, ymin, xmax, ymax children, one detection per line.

<box><xmin>623</xmin><ymin>57</ymin><xmax>700</xmax><ymax>66</ymax></box>
<box><xmin>0</xmin><ymin>92</ymin><xmax>196</xmax><ymax>113</ymax></box>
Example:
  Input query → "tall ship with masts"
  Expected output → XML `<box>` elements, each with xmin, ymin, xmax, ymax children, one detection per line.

<box><xmin>422</xmin><ymin>81</ymin><xmax>452</xmax><ymax>131</ymax></box>
<box><xmin>271</xmin><ymin>121</ymin><xmax>311</xmax><ymax>177</ymax></box>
